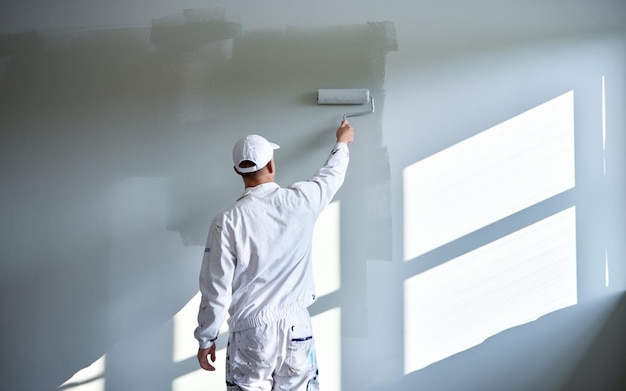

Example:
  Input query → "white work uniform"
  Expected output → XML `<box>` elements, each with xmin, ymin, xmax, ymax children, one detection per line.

<box><xmin>195</xmin><ymin>142</ymin><xmax>350</xmax><ymax>390</ymax></box>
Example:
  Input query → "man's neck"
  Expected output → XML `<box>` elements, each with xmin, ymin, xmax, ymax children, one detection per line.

<box><xmin>243</xmin><ymin>176</ymin><xmax>273</xmax><ymax>189</ymax></box>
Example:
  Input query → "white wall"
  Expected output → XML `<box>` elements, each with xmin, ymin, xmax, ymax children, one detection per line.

<box><xmin>1</xmin><ymin>1</ymin><xmax>625</xmax><ymax>390</ymax></box>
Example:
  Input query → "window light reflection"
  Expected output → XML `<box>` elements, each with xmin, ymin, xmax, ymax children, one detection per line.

<box><xmin>403</xmin><ymin>91</ymin><xmax>575</xmax><ymax>260</ymax></box>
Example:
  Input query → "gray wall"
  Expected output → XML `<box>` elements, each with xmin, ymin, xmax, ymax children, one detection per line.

<box><xmin>1</xmin><ymin>1</ymin><xmax>625</xmax><ymax>390</ymax></box>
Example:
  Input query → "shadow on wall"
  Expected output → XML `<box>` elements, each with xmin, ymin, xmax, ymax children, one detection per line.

<box><xmin>0</xmin><ymin>8</ymin><xmax>396</xmax><ymax>390</ymax></box>
<box><xmin>564</xmin><ymin>292</ymin><xmax>626</xmax><ymax>390</ymax></box>
<box><xmin>393</xmin><ymin>293</ymin><xmax>626</xmax><ymax>391</ymax></box>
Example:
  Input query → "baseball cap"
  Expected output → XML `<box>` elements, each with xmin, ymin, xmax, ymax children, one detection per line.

<box><xmin>232</xmin><ymin>134</ymin><xmax>280</xmax><ymax>174</ymax></box>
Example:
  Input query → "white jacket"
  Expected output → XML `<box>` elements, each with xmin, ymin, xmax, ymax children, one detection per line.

<box><xmin>195</xmin><ymin>142</ymin><xmax>350</xmax><ymax>348</ymax></box>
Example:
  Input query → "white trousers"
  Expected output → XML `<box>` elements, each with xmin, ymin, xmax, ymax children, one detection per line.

<box><xmin>226</xmin><ymin>309</ymin><xmax>319</xmax><ymax>391</ymax></box>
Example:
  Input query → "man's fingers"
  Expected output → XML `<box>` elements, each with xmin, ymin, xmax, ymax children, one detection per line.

<box><xmin>197</xmin><ymin>346</ymin><xmax>217</xmax><ymax>371</ymax></box>
<box><xmin>198</xmin><ymin>354</ymin><xmax>216</xmax><ymax>371</ymax></box>
<box><xmin>201</xmin><ymin>361</ymin><xmax>216</xmax><ymax>371</ymax></box>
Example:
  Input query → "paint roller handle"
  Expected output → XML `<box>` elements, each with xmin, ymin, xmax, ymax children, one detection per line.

<box><xmin>336</xmin><ymin>120</ymin><xmax>354</xmax><ymax>144</ymax></box>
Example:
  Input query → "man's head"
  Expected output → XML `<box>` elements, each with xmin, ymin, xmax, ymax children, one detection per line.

<box><xmin>232</xmin><ymin>135</ymin><xmax>280</xmax><ymax>182</ymax></box>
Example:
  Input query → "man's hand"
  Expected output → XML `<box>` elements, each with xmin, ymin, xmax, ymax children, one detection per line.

<box><xmin>336</xmin><ymin>120</ymin><xmax>355</xmax><ymax>144</ymax></box>
<box><xmin>197</xmin><ymin>344</ymin><xmax>217</xmax><ymax>371</ymax></box>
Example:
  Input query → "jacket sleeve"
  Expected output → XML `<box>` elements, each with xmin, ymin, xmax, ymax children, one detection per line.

<box><xmin>291</xmin><ymin>142</ymin><xmax>350</xmax><ymax>213</ymax></box>
<box><xmin>194</xmin><ymin>216</ymin><xmax>236</xmax><ymax>348</ymax></box>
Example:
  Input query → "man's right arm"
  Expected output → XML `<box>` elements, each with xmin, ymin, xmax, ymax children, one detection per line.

<box><xmin>291</xmin><ymin>120</ymin><xmax>355</xmax><ymax>211</ymax></box>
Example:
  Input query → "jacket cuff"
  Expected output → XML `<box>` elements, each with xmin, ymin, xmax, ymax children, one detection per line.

<box><xmin>199</xmin><ymin>337</ymin><xmax>216</xmax><ymax>349</ymax></box>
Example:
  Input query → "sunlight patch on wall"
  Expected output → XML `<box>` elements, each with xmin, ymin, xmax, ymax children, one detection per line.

<box><xmin>173</xmin><ymin>292</ymin><xmax>202</xmax><ymax>363</ymax></box>
<box><xmin>601</xmin><ymin>76</ymin><xmax>607</xmax><ymax>175</ymax></box>
<box><xmin>311</xmin><ymin>202</ymin><xmax>342</xmax><ymax>389</ymax></box>
<box><xmin>312</xmin><ymin>307</ymin><xmax>342</xmax><ymax>391</ymax></box>
<box><xmin>58</xmin><ymin>355</ymin><xmax>106</xmax><ymax>391</ymax></box>
<box><xmin>312</xmin><ymin>201</ymin><xmax>341</xmax><ymax>296</ymax></box>
<box><xmin>173</xmin><ymin>366</ymin><xmax>226</xmax><ymax>391</ymax></box>
<box><xmin>171</xmin><ymin>343</ymin><xmax>228</xmax><ymax>391</ymax></box>
<box><xmin>404</xmin><ymin>207</ymin><xmax>578</xmax><ymax>373</ymax></box>
<box><xmin>605</xmin><ymin>249</ymin><xmax>610</xmax><ymax>287</ymax></box>
<box><xmin>403</xmin><ymin>91</ymin><xmax>575</xmax><ymax>260</ymax></box>
<box><xmin>601</xmin><ymin>75</ymin><xmax>609</xmax><ymax>288</ymax></box>
<box><xmin>172</xmin><ymin>292</ymin><xmax>229</xmax><ymax>390</ymax></box>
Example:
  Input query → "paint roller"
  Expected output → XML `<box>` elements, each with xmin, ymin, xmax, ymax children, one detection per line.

<box><xmin>317</xmin><ymin>88</ymin><xmax>375</xmax><ymax>121</ymax></box>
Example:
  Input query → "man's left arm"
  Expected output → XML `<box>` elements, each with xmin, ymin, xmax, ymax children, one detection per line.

<box><xmin>194</xmin><ymin>217</ymin><xmax>236</xmax><ymax>369</ymax></box>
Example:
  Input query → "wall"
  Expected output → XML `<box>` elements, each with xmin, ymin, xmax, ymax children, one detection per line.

<box><xmin>0</xmin><ymin>1</ymin><xmax>624</xmax><ymax>390</ymax></box>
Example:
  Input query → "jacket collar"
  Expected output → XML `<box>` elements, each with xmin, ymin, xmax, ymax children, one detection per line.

<box><xmin>237</xmin><ymin>182</ymin><xmax>279</xmax><ymax>201</ymax></box>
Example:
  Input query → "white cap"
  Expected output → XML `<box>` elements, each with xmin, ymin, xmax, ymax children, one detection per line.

<box><xmin>232</xmin><ymin>134</ymin><xmax>280</xmax><ymax>174</ymax></box>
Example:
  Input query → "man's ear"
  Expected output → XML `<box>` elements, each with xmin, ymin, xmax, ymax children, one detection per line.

<box><xmin>267</xmin><ymin>159</ymin><xmax>275</xmax><ymax>174</ymax></box>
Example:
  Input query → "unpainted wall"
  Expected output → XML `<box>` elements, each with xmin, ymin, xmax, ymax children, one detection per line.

<box><xmin>0</xmin><ymin>1</ymin><xmax>625</xmax><ymax>390</ymax></box>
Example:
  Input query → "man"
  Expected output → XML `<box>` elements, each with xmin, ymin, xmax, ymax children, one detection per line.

<box><xmin>195</xmin><ymin>120</ymin><xmax>355</xmax><ymax>390</ymax></box>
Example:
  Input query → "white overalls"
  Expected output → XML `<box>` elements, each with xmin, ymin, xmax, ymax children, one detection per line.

<box><xmin>195</xmin><ymin>142</ymin><xmax>350</xmax><ymax>390</ymax></box>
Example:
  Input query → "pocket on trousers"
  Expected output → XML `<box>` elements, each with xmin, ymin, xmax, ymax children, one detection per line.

<box><xmin>285</xmin><ymin>324</ymin><xmax>315</xmax><ymax>375</ymax></box>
